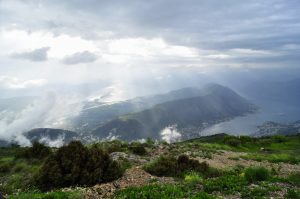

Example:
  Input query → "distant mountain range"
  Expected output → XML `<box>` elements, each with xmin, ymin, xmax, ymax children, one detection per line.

<box><xmin>91</xmin><ymin>84</ymin><xmax>257</xmax><ymax>141</ymax></box>
<box><xmin>0</xmin><ymin>83</ymin><xmax>258</xmax><ymax>145</ymax></box>
<box><xmin>71</xmin><ymin>86</ymin><xmax>212</xmax><ymax>132</ymax></box>
<box><xmin>0</xmin><ymin>128</ymin><xmax>79</xmax><ymax>147</ymax></box>
<box><xmin>24</xmin><ymin>128</ymin><xmax>78</xmax><ymax>144</ymax></box>
<box><xmin>253</xmin><ymin>121</ymin><xmax>300</xmax><ymax>137</ymax></box>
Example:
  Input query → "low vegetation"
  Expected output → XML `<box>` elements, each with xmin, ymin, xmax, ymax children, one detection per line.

<box><xmin>184</xmin><ymin>134</ymin><xmax>300</xmax><ymax>164</ymax></box>
<box><xmin>36</xmin><ymin>141</ymin><xmax>124</xmax><ymax>190</ymax></box>
<box><xmin>113</xmin><ymin>184</ymin><xmax>215</xmax><ymax>199</ymax></box>
<box><xmin>9</xmin><ymin>191</ymin><xmax>83</xmax><ymax>199</ymax></box>
<box><xmin>244</xmin><ymin>167</ymin><xmax>270</xmax><ymax>183</ymax></box>
<box><xmin>144</xmin><ymin>154</ymin><xmax>212</xmax><ymax>178</ymax></box>
<box><xmin>0</xmin><ymin>134</ymin><xmax>299</xmax><ymax>198</ymax></box>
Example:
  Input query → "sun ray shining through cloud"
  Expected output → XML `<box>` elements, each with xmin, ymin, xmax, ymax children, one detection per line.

<box><xmin>0</xmin><ymin>0</ymin><xmax>300</xmax><ymax>146</ymax></box>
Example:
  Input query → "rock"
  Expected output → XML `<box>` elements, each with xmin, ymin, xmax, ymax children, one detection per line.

<box><xmin>110</xmin><ymin>152</ymin><xmax>128</xmax><ymax>161</ymax></box>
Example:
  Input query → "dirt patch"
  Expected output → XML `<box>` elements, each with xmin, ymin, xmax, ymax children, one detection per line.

<box><xmin>84</xmin><ymin>167</ymin><xmax>175</xmax><ymax>199</ymax></box>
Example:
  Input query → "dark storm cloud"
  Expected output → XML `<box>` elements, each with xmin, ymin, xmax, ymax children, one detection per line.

<box><xmin>11</xmin><ymin>47</ymin><xmax>50</xmax><ymax>62</ymax></box>
<box><xmin>62</xmin><ymin>51</ymin><xmax>98</xmax><ymax>65</ymax></box>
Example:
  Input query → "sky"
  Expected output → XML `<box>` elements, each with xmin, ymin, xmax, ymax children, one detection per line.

<box><xmin>1</xmin><ymin>0</ymin><xmax>300</xmax><ymax>99</ymax></box>
<box><xmin>1</xmin><ymin>0</ymin><xmax>300</xmax><ymax>145</ymax></box>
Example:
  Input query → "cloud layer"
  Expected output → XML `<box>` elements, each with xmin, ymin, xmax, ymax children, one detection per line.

<box><xmin>0</xmin><ymin>0</ymin><xmax>300</xmax><ymax>95</ymax></box>
<box><xmin>62</xmin><ymin>51</ymin><xmax>98</xmax><ymax>65</ymax></box>
<box><xmin>11</xmin><ymin>47</ymin><xmax>50</xmax><ymax>62</ymax></box>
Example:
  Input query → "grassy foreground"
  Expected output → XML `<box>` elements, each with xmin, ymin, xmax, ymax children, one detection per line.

<box><xmin>0</xmin><ymin>134</ymin><xmax>299</xmax><ymax>198</ymax></box>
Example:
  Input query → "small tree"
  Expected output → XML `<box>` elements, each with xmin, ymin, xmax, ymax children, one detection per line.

<box><xmin>16</xmin><ymin>141</ymin><xmax>52</xmax><ymax>159</ymax></box>
<box><xmin>36</xmin><ymin>141</ymin><xmax>124</xmax><ymax>190</ymax></box>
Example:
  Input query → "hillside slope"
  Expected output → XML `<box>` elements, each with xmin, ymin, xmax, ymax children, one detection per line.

<box><xmin>92</xmin><ymin>84</ymin><xmax>256</xmax><ymax>140</ymax></box>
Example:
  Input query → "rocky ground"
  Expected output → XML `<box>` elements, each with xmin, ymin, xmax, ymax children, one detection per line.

<box><xmin>64</xmin><ymin>145</ymin><xmax>299</xmax><ymax>199</ymax></box>
<box><xmin>63</xmin><ymin>167</ymin><xmax>175</xmax><ymax>199</ymax></box>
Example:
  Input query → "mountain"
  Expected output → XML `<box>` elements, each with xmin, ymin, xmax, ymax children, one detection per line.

<box><xmin>71</xmin><ymin>86</ymin><xmax>212</xmax><ymax>132</ymax></box>
<box><xmin>0</xmin><ymin>128</ymin><xmax>78</xmax><ymax>147</ymax></box>
<box><xmin>91</xmin><ymin>84</ymin><xmax>257</xmax><ymax>141</ymax></box>
<box><xmin>0</xmin><ymin>139</ymin><xmax>11</xmax><ymax>147</ymax></box>
<box><xmin>24</xmin><ymin>128</ymin><xmax>78</xmax><ymax>145</ymax></box>
<box><xmin>253</xmin><ymin>121</ymin><xmax>300</xmax><ymax>137</ymax></box>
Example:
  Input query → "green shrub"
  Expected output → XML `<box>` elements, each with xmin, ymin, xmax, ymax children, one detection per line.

<box><xmin>8</xmin><ymin>191</ymin><xmax>83</xmax><ymax>199</ymax></box>
<box><xmin>144</xmin><ymin>156</ymin><xmax>177</xmax><ymax>177</ymax></box>
<box><xmin>95</xmin><ymin>140</ymin><xmax>127</xmax><ymax>153</ymax></box>
<box><xmin>285</xmin><ymin>189</ymin><xmax>300</xmax><ymax>199</ymax></box>
<box><xmin>0</xmin><ymin>161</ymin><xmax>12</xmax><ymax>173</ymax></box>
<box><xmin>241</xmin><ymin>186</ymin><xmax>269</xmax><ymax>198</ymax></box>
<box><xmin>129</xmin><ymin>146</ymin><xmax>147</xmax><ymax>156</ymax></box>
<box><xmin>145</xmin><ymin>138</ymin><xmax>155</xmax><ymax>146</ymax></box>
<box><xmin>35</xmin><ymin>141</ymin><xmax>124</xmax><ymax>191</ymax></box>
<box><xmin>203</xmin><ymin>175</ymin><xmax>246</xmax><ymax>194</ymax></box>
<box><xmin>287</xmin><ymin>172</ymin><xmax>300</xmax><ymax>186</ymax></box>
<box><xmin>223</xmin><ymin>136</ymin><xmax>241</xmax><ymax>147</ymax></box>
<box><xmin>245</xmin><ymin>167</ymin><xmax>269</xmax><ymax>183</ymax></box>
<box><xmin>272</xmin><ymin>135</ymin><xmax>287</xmax><ymax>143</ymax></box>
<box><xmin>113</xmin><ymin>184</ymin><xmax>215</xmax><ymax>199</ymax></box>
<box><xmin>16</xmin><ymin>141</ymin><xmax>52</xmax><ymax>159</ymax></box>
<box><xmin>184</xmin><ymin>172</ymin><xmax>203</xmax><ymax>188</ymax></box>
<box><xmin>144</xmin><ymin>154</ymin><xmax>209</xmax><ymax>178</ymax></box>
<box><xmin>239</xmin><ymin>136</ymin><xmax>255</xmax><ymax>144</ymax></box>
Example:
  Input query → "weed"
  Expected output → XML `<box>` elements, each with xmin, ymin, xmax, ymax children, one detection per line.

<box><xmin>245</xmin><ymin>167</ymin><xmax>270</xmax><ymax>183</ymax></box>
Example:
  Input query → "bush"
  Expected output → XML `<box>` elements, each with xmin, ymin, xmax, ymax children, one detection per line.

<box><xmin>245</xmin><ymin>167</ymin><xmax>269</xmax><ymax>183</ymax></box>
<box><xmin>285</xmin><ymin>189</ymin><xmax>300</xmax><ymax>199</ymax></box>
<box><xmin>239</xmin><ymin>136</ymin><xmax>255</xmax><ymax>144</ymax></box>
<box><xmin>227</xmin><ymin>139</ymin><xmax>241</xmax><ymax>147</ymax></box>
<box><xmin>272</xmin><ymin>135</ymin><xmax>287</xmax><ymax>143</ymax></box>
<box><xmin>184</xmin><ymin>172</ymin><xmax>203</xmax><ymax>187</ymax></box>
<box><xmin>9</xmin><ymin>191</ymin><xmax>83</xmax><ymax>199</ymax></box>
<box><xmin>36</xmin><ymin>141</ymin><xmax>124</xmax><ymax>190</ymax></box>
<box><xmin>16</xmin><ymin>141</ymin><xmax>52</xmax><ymax>159</ymax></box>
<box><xmin>287</xmin><ymin>172</ymin><xmax>300</xmax><ymax>186</ymax></box>
<box><xmin>129</xmin><ymin>146</ymin><xmax>147</xmax><ymax>156</ymax></box>
<box><xmin>144</xmin><ymin>154</ymin><xmax>209</xmax><ymax>178</ymax></box>
<box><xmin>204</xmin><ymin>175</ymin><xmax>246</xmax><ymax>194</ymax></box>
<box><xmin>223</xmin><ymin>136</ymin><xmax>241</xmax><ymax>147</ymax></box>
<box><xmin>0</xmin><ymin>161</ymin><xmax>12</xmax><ymax>173</ymax></box>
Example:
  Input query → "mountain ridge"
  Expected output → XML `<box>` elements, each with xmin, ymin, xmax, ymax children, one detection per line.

<box><xmin>91</xmin><ymin>84</ymin><xmax>257</xmax><ymax>141</ymax></box>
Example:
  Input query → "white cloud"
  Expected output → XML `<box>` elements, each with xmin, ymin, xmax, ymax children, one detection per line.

<box><xmin>11</xmin><ymin>47</ymin><xmax>50</xmax><ymax>62</ymax></box>
<box><xmin>0</xmin><ymin>76</ymin><xmax>47</xmax><ymax>89</ymax></box>
<box><xmin>0</xmin><ymin>29</ymin><xmax>98</xmax><ymax>59</ymax></box>
<box><xmin>106</xmin><ymin>38</ymin><xmax>198</xmax><ymax>58</ymax></box>
<box><xmin>205</xmin><ymin>54</ymin><xmax>231</xmax><ymax>59</ymax></box>
<box><xmin>62</xmin><ymin>51</ymin><xmax>98</xmax><ymax>65</ymax></box>
<box><xmin>0</xmin><ymin>92</ymin><xmax>83</xmax><ymax>146</ymax></box>
<box><xmin>39</xmin><ymin>134</ymin><xmax>66</xmax><ymax>147</ymax></box>
<box><xmin>160</xmin><ymin>124</ymin><xmax>182</xmax><ymax>143</ymax></box>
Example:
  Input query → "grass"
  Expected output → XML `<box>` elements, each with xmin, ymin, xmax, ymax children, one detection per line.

<box><xmin>244</xmin><ymin>167</ymin><xmax>269</xmax><ymax>183</ymax></box>
<box><xmin>1</xmin><ymin>134</ymin><xmax>300</xmax><ymax>198</ymax></box>
<box><xmin>287</xmin><ymin>173</ymin><xmax>300</xmax><ymax>186</ymax></box>
<box><xmin>113</xmin><ymin>184</ymin><xmax>215</xmax><ymax>199</ymax></box>
<box><xmin>0</xmin><ymin>150</ymin><xmax>42</xmax><ymax>195</ymax></box>
<box><xmin>143</xmin><ymin>155</ymin><xmax>219</xmax><ymax>179</ymax></box>
<box><xmin>8</xmin><ymin>191</ymin><xmax>83</xmax><ymax>199</ymax></box>
<box><xmin>203</xmin><ymin>175</ymin><xmax>247</xmax><ymax>194</ymax></box>
<box><xmin>285</xmin><ymin>188</ymin><xmax>300</xmax><ymax>199</ymax></box>
<box><xmin>183</xmin><ymin>134</ymin><xmax>300</xmax><ymax>164</ymax></box>
<box><xmin>114</xmin><ymin>165</ymin><xmax>289</xmax><ymax>199</ymax></box>
<box><xmin>240</xmin><ymin>153</ymin><xmax>300</xmax><ymax>164</ymax></box>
